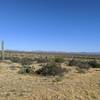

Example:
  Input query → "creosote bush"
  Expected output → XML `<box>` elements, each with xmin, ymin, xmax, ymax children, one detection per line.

<box><xmin>54</xmin><ymin>57</ymin><xmax>65</xmax><ymax>63</ymax></box>
<box><xmin>35</xmin><ymin>62</ymin><xmax>67</xmax><ymax>76</ymax></box>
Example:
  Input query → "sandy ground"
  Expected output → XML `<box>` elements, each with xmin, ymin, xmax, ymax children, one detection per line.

<box><xmin>0</xmin><ymin>62</ymin><xmax>100</xmax><ymax>100</ymax></box>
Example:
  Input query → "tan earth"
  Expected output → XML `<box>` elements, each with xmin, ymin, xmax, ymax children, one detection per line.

<box><xmin>0</xmin><ymin>62</ymin><xmax>100</xmax><ymax>100</ymax></box>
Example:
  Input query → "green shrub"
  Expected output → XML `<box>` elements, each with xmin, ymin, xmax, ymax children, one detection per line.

<box><xmin>18</xmin><ymin>65</ymin><xmax>34</xmax><ymax>74</ymax></box>
<box><xmin>96</xmin><ymin>64</ymin><xmax>100</xmax><ymax>68</ymax></box>
<box><xmin>88</xmin><ymin>60</ymin><xmax>100</xmax><ymax>68</ymax></box>
<box><xmin>54</xmin><ymin>57</ymin><xmax>65</xmax><ymax>63</ymax></box>
<box><xmin>35</xmin><ymin>57</ymin><xmax>48</xmax><ymax>63</ymax></box>
<box><xmin>68</xmin><ymin>59</ymin><xmax>80</xmax><ymax>66</ymax></box>
<box><xmin>68</xmin><ymin>59</ymin><xmax>91</xmax><ymax>73</ymax></box>
<box><xmin>76</xmin><ymin>62</ymin><xmax>90</xmax><ymax>73</ymax></box>
<box><xmin>35</xmin><ymin>62</ymin><xmax>66</xmax><ymax>76</ymax></box>
<box><xmin>76</xmin><ymin>67</ymin><xmax>88</xmax><ymax>73</ymax></box>
<box><xmin>69</xmin><ymin>59</ymin><xmax>100</xmax><ymax>68</ymax></box>
<box><xmin>20</xmin><ymin>57</ymin><xmax>33</xmax><ymax>65</ymax></box>
<box><xmin>77</xmin><ymin>62</ymin><xmax>90</xmax><ymax>70</ymax></box>
<box><xmin>10</xmin><ymin>57</ymin><xmax>21</xmax><ymax>63</ymax></box>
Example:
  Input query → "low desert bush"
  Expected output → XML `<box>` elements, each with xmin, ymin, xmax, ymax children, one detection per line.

<box><xmin>35</xmin><ymin>57</ymin><xmax>48</xmax><ymax>63</ymax></box>
<box><xmin>54</xmin><ymin>57</ymin><xmax>65</xmax><ymax>63</ymax></box>
<box><xmin>35</xmin><ymin>62</ymin><xmax>67</xmax><ymax>76</ymax></box>
<box><xmin>20</xmin><ymin>57</ymin><xmax>33</xmax><ymax>65</ymax></box>
<box><xmin>69</xmin><ymin>59</ymin><xmax>100</xmax><ymax>68</ymax></box>
<box><xmin>69</xmin><ymin>59</ymin><xmax>91</xmax><ymax>73</ymax></box>
<box><xmin>76</xmin><ymin>67</ymin><xmax>88</xmax><ymax>73</ymax></box>
<box><xmin>68</xmin><ymin>59</ymin><xmax>81</xmax><ymax>66</ymax></box>
<box><xmin>10</xmin><ymin>57</ymin><xmax>21</xmax><ymax>63</ymax></box>
<box><xmin>88</xmin><ymin>60</ymin><xmax>100</xmax><ymax>68</ymax></box>
<box><xmin>18</xmin><ymin>65</ymin><xmax>34</xmax><ymax>74</ymax></box>
<box><xmin>96</xmin><ymin>64</ymin><xmax>100</xmax><ymax>68</ymax></box>
<box><xmin>9</xmin><ymin>57</ymin><xmax>33</xmax><ymax>65</ymax></box>
<box><xmin>77</xmin><ymin>62</ymin><xmax>90</xmax><ymax>69</ymax></box>
<box><xmin>76</xmin><ymin>62</ymin><xmax>90</xmax><ymax>73</ymax></box>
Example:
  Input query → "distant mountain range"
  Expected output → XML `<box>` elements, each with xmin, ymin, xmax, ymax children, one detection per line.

<box><xmin>1</xmin><ymin>49</ymin><xmax>100</xmax><ymax>56</ymax></box>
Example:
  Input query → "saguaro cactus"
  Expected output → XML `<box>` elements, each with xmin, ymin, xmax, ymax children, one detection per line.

<box><xmin>1</xmin><ymin>41</ymin><xmax>4</xmax><ymax>60</ymax></box>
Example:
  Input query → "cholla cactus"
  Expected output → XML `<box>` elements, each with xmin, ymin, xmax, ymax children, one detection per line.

<box><xmin>1</xmin><ymin>41</ymin><xmax>4</xmax><ymax>60</ymax></box>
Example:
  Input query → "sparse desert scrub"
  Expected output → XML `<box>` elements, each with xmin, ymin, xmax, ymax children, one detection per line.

<box><xmin>10</xmin><ymin>57</ymin><xmax>21</xmax><ymax>63</ymax></box>
<box><xmin>54</xmin><ymin>57</ymin><xmax>65</xmax><ymax>63</ymax></box>
<box><xmin>35</xmin><ymin>56</ymin><xmax>48</xmax><ymax>63</ymax></box>
<box><xmin>8</xmin><ymin>57</ymin><xmax>34</xmax><ymax>65</ymax></box>
<box><xmin>0</xmin><ymin>61</ymin><xmax>100</xmax><ymax>100</ymax></box>
<box><xmin>35</xmin><ymin>62</ymin><xmax>67</xmax><ymax>76</ymax></box>
<box><xmin>68</xmin><ymin>59</ymin><xmax>80</xmax><ymax>66</ymax></box>
<box><xmin>68</xmin><ymin>59</ymin><xmax>100</xmax><ymax>68</ymax></box>
<box><xmin>88</xmin><ymin>60</ymin><xmax>100</xmax><ymax>68</ymax></box>
<box><xmin>76</xmin><ymin>63</ymin><xmax>90</xmax><ymax>73</ymax></box>
<box><xmin>18</xmin><ymin>65</ymin><xmax>34</xmax><ymax>74</ymax></box>
<box><xmin>20</xmin><ymin>57</ymin><xmax>34</xmax><ymax>65</ymax></box>
<box><xmin>68</xmin><ymin>59</ymin><xmax>91</xmax><ymax>73</ymax></box>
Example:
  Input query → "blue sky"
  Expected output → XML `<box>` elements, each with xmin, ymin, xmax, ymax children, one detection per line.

<box><xmin>0</xmin><ymin>0</ymin><xmax>100</xmax><ymax>52</ymax></box>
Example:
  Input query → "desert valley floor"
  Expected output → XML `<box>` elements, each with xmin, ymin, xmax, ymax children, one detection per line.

<box><xmin>0</xmin><ymin>62</ymin><xmax>100</xmax><ymax>100</ymax></box>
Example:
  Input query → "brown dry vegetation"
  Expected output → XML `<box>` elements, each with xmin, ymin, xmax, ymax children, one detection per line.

<box><xmin>0</xmin><ymin>60</ymin><xmax>100</xmax><ymax>100</ymax></box>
